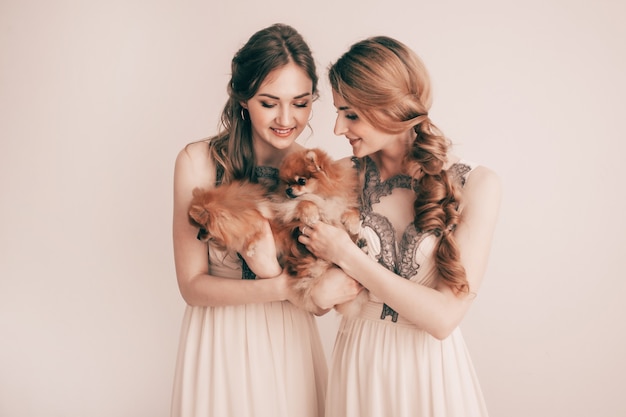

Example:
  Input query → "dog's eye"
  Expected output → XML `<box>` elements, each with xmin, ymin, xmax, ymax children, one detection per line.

<box><xmin>297</xmin><ymin>178</ymin><xmax>307</xmax><ymax>186</ymax></box>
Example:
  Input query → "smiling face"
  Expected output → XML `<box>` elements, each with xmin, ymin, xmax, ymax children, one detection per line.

<box><xmin>243</xmin><ymin>62</ymin><xmax>314</xmax><ymax>153</ymax></box>
<box><xmin>332</xmin><ymin>89</ymin><xmax>404</xmax><ymax>158</ymax></box>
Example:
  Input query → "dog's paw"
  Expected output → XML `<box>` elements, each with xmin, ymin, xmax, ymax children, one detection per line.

<box><xmin>341</xmin><ymin>208</ymin><xmax>361</xmax><ymax>235</ymax></box>
<box><xmin>297</xmin><ymin>200</ymin><xmax>321</xmax><ymax>225</ymax></box>
<box><xmin>244</xmin><ymin>244</ymin><xmax>256</xmax><ymax>257</ymax></box>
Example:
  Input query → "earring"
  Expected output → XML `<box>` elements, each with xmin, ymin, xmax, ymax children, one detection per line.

<box><xmin>240</xmin><ymin>108</ymin><xmax>247</xmax><ymax>121</ymax></box>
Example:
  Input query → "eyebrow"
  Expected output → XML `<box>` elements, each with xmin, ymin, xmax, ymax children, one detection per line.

<box><xmin>337</xmin><ymin>106</ymin><xmax>351</xmax><ymax>111</ymax></box>
<box><xmin>258</xmin><ymin>92</ymin><xmax>312</xmax><ymax>100</ymax></box>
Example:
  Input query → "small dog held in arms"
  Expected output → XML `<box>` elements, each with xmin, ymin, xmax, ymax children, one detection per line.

<box><xmin>188</xmin><ymin>148</ymin><xmax>369</xmax><ymax>317</ymax></box>
<box><xmin>188</xmin><ymin>180</ymin><xmax>277</xmax><ymax>257</ymax></box>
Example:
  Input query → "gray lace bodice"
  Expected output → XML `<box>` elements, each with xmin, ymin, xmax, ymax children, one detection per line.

<box><xmin>355</xmin><ymin>156</ymin><xmax>475</xmax><ymax>321</ymax></box>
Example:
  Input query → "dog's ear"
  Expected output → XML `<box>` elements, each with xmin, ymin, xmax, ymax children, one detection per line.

<box><xmin>189</xmin><ymin>202</ymin><xmax>211</xmax><ymax>242</ymax></box>
<box><xmin>305</xmin><ymin>149</ymin><xmax>324</xmax><ymax>173</ymax></box>
<box><xmin>189</xmin><ymin>203</ymin><xmax>210</xmax><ymax>227</ymax></box>
<box><xmin>189</xmin><ymin>188</ymin><xmax>216</xmax><ymax>226</ymax></box>
<box><xmin>190</xmin><ymin>204</ymin><xmax>236</xmax><ymax>229</ymax></box>
<box><xmin>191</xmin><ymin>187</ymin><xmax>207</xmax><ymax>199</ymax></box>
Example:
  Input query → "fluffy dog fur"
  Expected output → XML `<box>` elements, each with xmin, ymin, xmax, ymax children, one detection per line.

<box><xmin>188</xmin><ymin>180</ymin><xmax>278</xmax><ymax>257</ymax></box>
<box><xmin>187</xmin><ymin>148</ymin><xmax>368</xmax><ymax>317</ymax></box>
<box><xmin>275</xmin><ymin>148</ymin><xmax>368</xmax><ymax>317</ymax></box>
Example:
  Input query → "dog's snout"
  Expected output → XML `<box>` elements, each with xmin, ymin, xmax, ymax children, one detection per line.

<box><xmin>286</xmin><ymin>187</ymin><xmax>296</xmax><ymax>198</ymax></box>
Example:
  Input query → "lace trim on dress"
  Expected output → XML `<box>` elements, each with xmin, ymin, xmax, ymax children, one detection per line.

<box><xmin>448</xmin><ymin>162</ymin><xmax>472</xmax><ymax>186</ymax></box>
<box><xmin>357</xmin><ymin>156</ymin><xmax>474</xmax><ymax>321</ymax></box>
<box><xmin>255</xmin><ymin>166</ymin><xmax>281</xmax><ymax>191</ymax></box>
<box><xmin>360</xmin><ymin>158</ymin><xmax>418</xmax><ymax>214</ymax></box>
<box><xmin>215</xmin><ymin>164</ymin><xmax>280</xmax><ymax>188</ymax></box>
<box><xmin>238</xmin><ymin>253</ymin><xmax>257</xmax><ymax>280</ymax></box>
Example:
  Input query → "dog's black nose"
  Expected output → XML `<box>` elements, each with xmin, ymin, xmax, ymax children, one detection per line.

<box><xmin>286</xmin><ymin>187</ymin><xmax>296</xmax><ymax>198</ymax></box>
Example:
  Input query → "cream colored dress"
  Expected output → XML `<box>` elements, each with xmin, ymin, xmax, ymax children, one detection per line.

<box><xmin>326</xmin><ymin>157</ymin><xmax>488</xmax><ymax>417</ymax></box>
<box><xmin>171</xmin><ymin>167</ymin><xmax>327</xmax><ymax>417</ymax></box>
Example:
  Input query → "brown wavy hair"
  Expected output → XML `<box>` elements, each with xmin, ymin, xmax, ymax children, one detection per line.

<box><xmin>207</xmin><ymin>23</ymin><xmax>319</xmax><ymax>184</ymax></box>
<box><xmin>328</xmin><ymin>36</ymin><xmax>468</xmax><ymax>294</ymax></box>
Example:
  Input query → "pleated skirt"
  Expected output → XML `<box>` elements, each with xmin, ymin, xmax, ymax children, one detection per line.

<box><xmin>326</xmin><ymin>301</ymin><xmax>488</xmax><ymax>417</ymax></box>
<box><xmin>171</xmin><ymin>301</ymin><xmax>328</xmax><ymax>417</ymax></box>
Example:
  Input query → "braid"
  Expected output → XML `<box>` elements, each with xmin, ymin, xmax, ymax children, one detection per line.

<box><xmin>411</xmin><ymin>119</ymin><xmax>468</xmax><ymax>294</ymax></box>
<box><xmin>329</xmin><ymin>35</ymin><xmax>469</xmax><ymax>294</ymax></box>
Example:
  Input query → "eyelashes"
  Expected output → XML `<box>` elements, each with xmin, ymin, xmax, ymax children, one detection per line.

<box><xmin>260</xmin><ymin>101</ymin><xmax>310</xmax><ymax>109</ymax></box>
<box><xmin>334</xmin><ymin>108</ymin><xmax>359</xmax><ymax>121</ymax></box>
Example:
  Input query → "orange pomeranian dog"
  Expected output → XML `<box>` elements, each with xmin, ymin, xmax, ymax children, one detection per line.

<box><xmin>188</xmin><ymin>180</ymin><xmax>279</xmax><ymax>257</ymax></box>
<box><xmin>188</xmin><ymin>148</ymin><xmax>368</xmax><ymax>317</ymax></box>
<box><xmin>274</xmin><ymin>148</ymin><xmax>369</xmax><ymax>317</ymax></box>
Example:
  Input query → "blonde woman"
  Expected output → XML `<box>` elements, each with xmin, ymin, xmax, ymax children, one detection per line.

<box><xmin>302</xmin><ymin>36</ymin><xmax>502</xmax><ymax>416</ymax></box>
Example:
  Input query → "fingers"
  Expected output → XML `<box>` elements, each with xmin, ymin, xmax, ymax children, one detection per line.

<box><xmin>301</xmin><ymin>222</ymin><xmax>317</xmax><ymax>237</ymax></box>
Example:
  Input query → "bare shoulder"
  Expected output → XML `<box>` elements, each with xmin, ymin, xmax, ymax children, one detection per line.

<box><xmin>466</xmin><ymin>165</ymin><xmax>501</xmax><ymax>193</ymax></box>
<box><xmin>176</xmin><ymin>140</ymin><xmax>212</xmax><ymax>170</ymax></box>
<box><xmin>174</xmin><ymin>139</ymin><xmax>215</xmax><ymax>189</ymax></box>
<box><xmin>462</xmin><ymin>165</ymin><xmax>502</xmax><ymax>212</ymax></box>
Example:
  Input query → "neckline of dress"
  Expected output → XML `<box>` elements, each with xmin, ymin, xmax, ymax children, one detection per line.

<box><xmin>365</xmin><ymin>156</ymin><xmax>409</xmax><ymax>184</ymax></box>
<box><xmin>365</xmin><ymin>155</ymin><xmax>469</xmax><ymax>184</ymax></box>
<box><xmin>255</xmin><ymin>165</ymin><xmax>279</xmax><ymax>177</ymax></box>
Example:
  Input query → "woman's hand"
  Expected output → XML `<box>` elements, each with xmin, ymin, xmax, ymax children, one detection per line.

<box><xmin>239</xmin><ymin>221</ymin><xmax>282</xmax><ymax>279</ymax></box>
<box><xmin>310</xmin><ymin>267</ymin><xmax>363</xmax><ymax>310</ymax></box>
<box><xmin>268</xmin><ymin>271</ymin><xmax>327</xmax><ymax>315</ymax></box>
<box><xmin>298</xmin><ymin>221</ymin><xmax>354</xmax><ymax>265</ymax></box>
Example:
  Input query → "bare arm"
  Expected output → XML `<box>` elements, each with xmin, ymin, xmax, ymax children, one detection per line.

<box><xmin>173</xmin><ymin>142</ymin><xmax>312</xmax><ymax>309</ymax></box>
<box><xmin>301</xmin><ymin>166</ymin><xmax>502</xmax><ymax>338</ymax></box>
<box><xmin>309</xmin><ymin>266</ymin><xmax>364</xmax><ymax>310</ymax></box>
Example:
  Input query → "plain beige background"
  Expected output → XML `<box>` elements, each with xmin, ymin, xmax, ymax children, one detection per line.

<box><xmin>1</xmin><ymin>0</ymin><xmax>625</xmax><ymax>416</ymax></box>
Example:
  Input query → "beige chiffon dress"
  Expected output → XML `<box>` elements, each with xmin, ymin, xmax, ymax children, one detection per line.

<box><xmin>325</xmin><ymin>157</ymin><xmax>489</xmax><ymax>417</ymax></box>
<box><xmin>171</xmin><ymin>166</ymin><xmax>328</xmax><ymax>417</ymax></box>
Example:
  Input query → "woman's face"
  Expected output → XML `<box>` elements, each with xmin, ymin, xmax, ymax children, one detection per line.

<box><xmin>332</xmin><ymin>89</ymin><xmax>402</xmax><ymax>158</ymax></box>
<box><xmin>244</xmin><ymin>62</ymin><xmax>313</xmax><ymax>151</ymax></box>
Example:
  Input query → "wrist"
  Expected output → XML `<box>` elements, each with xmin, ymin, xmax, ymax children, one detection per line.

<box><xmin>273</xmin><ymin>271</ymin><xmax>290</xmax><ymax>301</ymax></box>
<box><xmin>335</xmin><ymin>243</ymin><xmax>362</xmax><ymax>276</ymax></box>
<box><xmin>256</xmin><ymin>267</ymin><xmax>282</xmax><ymax>280</ymax></box>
